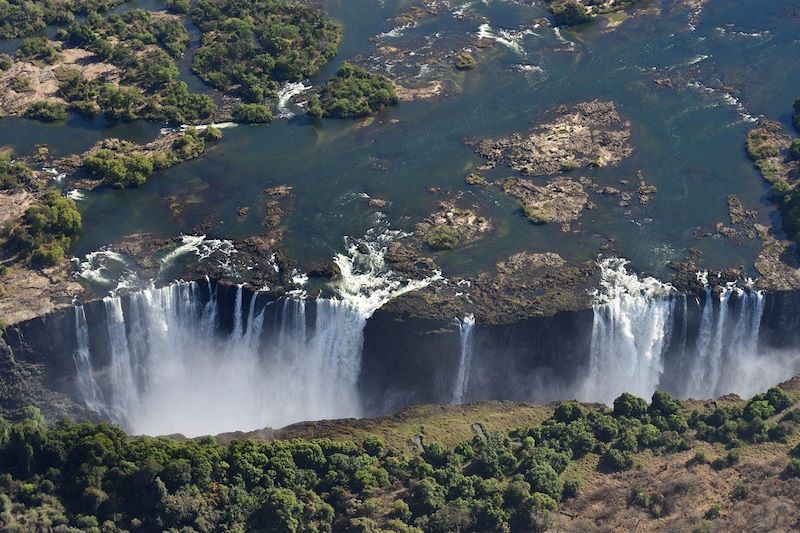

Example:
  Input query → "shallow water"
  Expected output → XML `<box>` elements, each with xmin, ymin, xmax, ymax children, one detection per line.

<box><xmin>5</xmin><ymin>0</ymin><xmax>800</xmax><ymax>279</ymax></box>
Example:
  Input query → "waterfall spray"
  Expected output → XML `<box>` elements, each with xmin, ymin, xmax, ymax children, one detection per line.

<box><xmin>72</xmin><ymin>306</ymin><xmax>105</xmax><ymax>413</ymax></box>
<box><xmin>583</xmin><ymin>258</ymin><xmax>674</xmax><ymax>403</ymax></box>
<box><xmin>452</xmin><ymin>314</ymin><xmax>476</xmax><ymax>404</ymax></box>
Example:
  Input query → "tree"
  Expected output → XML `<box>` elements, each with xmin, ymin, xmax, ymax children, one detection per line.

<box><xmin>551</xmin><ymin>1</ymin><xmax>592</xmax><ymax>26</ymax></box>
<box><xmin>233</xmin><ymin>103</ymin><xmax>274</xmax><ymax>123</ymax></box>
<box><xmin>613</xmin><ymin>393</ymin><xmax>648</xmax><ymax>419</ymax></box>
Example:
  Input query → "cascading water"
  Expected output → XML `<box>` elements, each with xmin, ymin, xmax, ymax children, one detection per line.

<box><xmin>583</xmin><ymin>258</ymin><xmax>675</xmax><ymax>403</ymax></box>
<box><xmin>452</xmin><ymin>314</ymin><xmax>476</xmax><ymax>404</ymax></box>
<box><xmin>71</xmin><ymin>306</ymin><xmax>104</xmax><ymax>413</ymax></box>
<box><xmin>585</xmin><ymin>259</ymin><xmax>797</xmax><ymax>404</ymax></box>
<box><xmin>72</xmin><ymin>230</ymin><xmax>438</xmax><ymax>436</ymax></box>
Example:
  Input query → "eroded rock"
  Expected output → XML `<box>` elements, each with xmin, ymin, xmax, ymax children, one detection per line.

<box><xmin>473</xmin><ymin>101</ymin><xmax>633</xmax><ymax>176</ymax></box>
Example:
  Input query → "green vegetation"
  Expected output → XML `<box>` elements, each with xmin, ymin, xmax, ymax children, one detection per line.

<box><xmin>551</xmin><ymin>1</ymin><xmax>592</xmax><ymax>26</ymax></box>
<box><xmin>0</xmin><ymin>384</ymin><xmax>797</xmax><ymax>531</ymax></box>
<box><xmin>308</xmin><ymin>62</ymin><xmax>398</xmax><ymax>119</ymax></box>
<box><xmin>190</xmin><ymin>0</ymin><xmax>341</xmax><ymax>102</ymax></box>
<box><xmin>0</xmin><ymin>153</ymin><xmax>33</xmax><ymax>190</ymax></box>
<box><xmin>232</xmin><ymin>103</ymin><xmax>273</xmax><ymax>124</ymax></box>
<box><xmin>83</xmin><ymin>128</ymin><xmax>216</xmax><ymax>188</ymax></box>
<box><xmin>0</xmin><ymin>53</ymin><xmax>11</xmax><ymax>70</ymax></box>
<box><xmin>17</xmin><ymin>36</ymin><xmax>59</xmax><ymax>63</ymax></box>
<box><xmin>4</xmin><ymin>190</ymin><xmax>81</xmax><ymax>265</ymax></box>
<box><xmin>165</xmin><ymin>0</ymin><xmax>190</xmax><ymax>15</ymax></box>
<box><xmin>425</xmin><ymin>225</ymin><xmax>461</xmax><ymax>250</ymax></box>
<box><xmin>84</xmin><ymin>148</ymin><xmax>154</xmax><ymax>188</ymax></box>
<box><xmin>0</xmin><ymin>0</ymin><xmax>128</xmax><ymax>40</ymax></box>
<box><xmin>746</xmin><ymin>108</ymin><xmax>800</xmax><ymax>249</ymax></box>
<box><xmin>23</xmin><ymin>100</ymin><xmax>67</xmax><ymax>122</ymax></box>
<box><xmin>521</xmin><ymin>203</ymin><xmax>552</xmax><ymax>225</ymax></box>
<box><xmin>56</xmin><ymin>9</ymin><xmax>217</xmax><ymax>124</ymax></box>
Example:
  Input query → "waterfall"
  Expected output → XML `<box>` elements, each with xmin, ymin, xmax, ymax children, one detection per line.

<box><xmin>71</xmin><ymin>306</ymin><xmax>104</xmax><ymax>413</ymax></box>
<box><xmin>72</xmin><ymin>229</ymin><xmax>439</xmax><ymax>436</ymax></box>
<box><xmin>584</xmin><ymin>259</ymin><xmax>783</xmax><ymax>403</ymax></box>
<box><xmin>452</xmin><ymin>314</ymin><xmax>476</xmax><ymax>404</ymax></box>
<box><xmin>583</xmin><ymin>258</ymin><xmax>675</xmax><ymax>403</ymax></box>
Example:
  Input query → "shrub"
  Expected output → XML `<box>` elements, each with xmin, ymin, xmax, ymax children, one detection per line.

<box><xmin>551</xmin><ymin>1</ymin><xmax>592</xmax><ymax>26</ymax></box>
<box><xmin>425</xmin><ymin>225</ymin><xmax>460</xmax><ymax>250</ymax></box>
<box><xmin>600</xmin><ymin>448</ymin><xmax>632</xmax><ymax>471</ymax></box>
<box><xmin>730</xmin><ymin>483</ymin><xmax>749</xmax><ymax>500</ymax></box>
<box><xmin>18</xmin><ymin>37</ymin><xmax>59</xmax><ymax>63</ymax></box>
<box><xmin>0</xmin><ymin>54</ymin><xmax>11</xmax><ymax>70</ymax></box>
<box><xmin>203</xmin><ymin>126</ymin><xmax>223</xmax><ymax>141</ymax></box>
<box><xmin>0</xmin><ymin>154</ymin><xmax>33</xmax><ymax>190</ymax></box>
<box><xmin>521</xmin><ymin>203</ymin><xmax>551</xmax><ymax>225</ymax></box>
<box><xmin>791</xmin><ymin>139</ymin><xmax>800</xmax><ymax>160</ymax></box>
<box><xmin>766</xmin><ymin>387</ymin><xmax>791</xmax><ymax>412</ymax></box>
<box><xmin>784</xmin><ymin>458</ymin><xmax>800</xmax><ymax>478</ymax></box>
<box><xmin>84</xmin><ymin>149</ymin><xmax>154</xmax><ymax>188</ymax></box>
<box><xmin>233</xmin><ymin>103</ymin><xmax>274</xmax><ymax>123</ymax></box>
<box><xmin>166</xmin><ymin>0</ymin><xmax>190</xmax><ymax>14</ymax></box>
<box><xmin>562</xmin><ymin>478</ymin><xmax>580</xmax><ymax>499</ymax></box>
<box><xmin>312</xmin><ymin>62</ymin><xmax>398</xmax><ymax>119</ymax></box>
<box><xmin>613</xmin><ymin>392</ymin><xmax>648</xmax><ymax>419</ymax></box>
<box><xmin>24</xmin><ymin>101</ymin><xmax>67</xmax><ymax>122</ymax></box>
<box><xmin>554</xmin><ymin>402</ymin><xmax>586</xmax><ymax>424</ymax></box>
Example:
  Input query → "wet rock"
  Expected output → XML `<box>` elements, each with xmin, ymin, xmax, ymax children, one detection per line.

<box><xmin>465</xmin><ymin>173</ymin><xmax>488</xmax><ymax>186</ymax></box>
<box><xmin>306</xmin><ymin>260</ymin><xmax>341</xmax><ymax>280</ymax></box>
<box><xmin>472</xmin><ymin>101</ymin><xmax>633</xmax><ymax>176</ymax></box>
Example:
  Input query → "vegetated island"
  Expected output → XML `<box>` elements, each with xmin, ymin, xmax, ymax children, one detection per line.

<box><xmin>1</xmin><ymin>379</ymin><xmax>800</xmax><ymax>531</ymax></box>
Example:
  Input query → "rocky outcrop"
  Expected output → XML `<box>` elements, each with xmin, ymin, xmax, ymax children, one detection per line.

<box><xmin>472</xmin><ymin>101</ymin><xmax>633</xmax><ymax>176</ymax></box>
<box><xmin>498</xmin><ymin>176</ymin><xmax>588</xmax><ymax>228</ymax></box>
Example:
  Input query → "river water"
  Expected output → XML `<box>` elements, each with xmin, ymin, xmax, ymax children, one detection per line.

<box><xmin>2</xmin><ymin>0</ymin><xmax>799</xmax><ymax>280</ymax></box>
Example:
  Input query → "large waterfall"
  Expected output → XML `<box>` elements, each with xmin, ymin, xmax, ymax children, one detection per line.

<box><xmin>71</xmin><ymin>232</ymin><xmax>437</xmax><ymax>437</ymax></box>
<box><xmin>584</xmin><ymin>259</ymin><xmax>798</xmax><ymax>403</ymax></box>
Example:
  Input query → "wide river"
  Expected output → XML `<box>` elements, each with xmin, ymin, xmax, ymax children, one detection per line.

<box><xmin>2</xmin><ymin>0</ymin><xmax>799</xmax><ymax>280</ymax></box>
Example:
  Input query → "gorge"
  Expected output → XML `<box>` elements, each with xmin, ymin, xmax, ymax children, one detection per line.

<box><xmin>6</xmin><ymin>257</ymin><xmax>800</xmax><ymax>437</ymax></box>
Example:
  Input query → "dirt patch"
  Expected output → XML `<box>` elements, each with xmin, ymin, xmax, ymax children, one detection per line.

<box><xmin>0</xmin><ymin>45</ymin><xmax>119</xmax><ymax>115</ymax></box>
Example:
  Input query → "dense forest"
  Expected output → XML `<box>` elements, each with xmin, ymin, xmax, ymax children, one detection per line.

<box><xmin>1</xmin><ymin>385</ymin><xmax>798</xmax><ymax>532</ymax></box>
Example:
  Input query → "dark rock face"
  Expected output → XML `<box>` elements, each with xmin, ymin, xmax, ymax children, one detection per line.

<box><xmin>359</xmin><ymin>307</ymin><xmax>595</xmax><ymax>416</ymax></box>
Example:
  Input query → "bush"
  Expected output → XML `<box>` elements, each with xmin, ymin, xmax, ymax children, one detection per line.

<box><xmin>766</xmin><ymin>387</ymin><xmax>791</xmax><ymax>412</ymax></box>
<box><xmin>425</xmin><ymin>225</ymin><xmax>460</xmax><ymax>250</ymax></box>
<box><xmin>84</xmin><ymin>149</ymin><xmax>154</xmax><ymax>188</ymax></box>
<box><xmin>203</xmin><ymin>126</ymin><xmax>223</xmax><ymax>141</ymax></box>
<box><xmin>17</xmin><ymin>37</ymin><xmax>59</xmax><ymax>63</ymax></box>
<box><xmin>613</xmin><ymin>392</ymin><xmax>648</xmax><ymax>419</ymax></box>
<box><xmin>551</xmin><ymin>1</ymin><xmax>592</xmax><ymax>26</ymax></box>
<box><xmin>0</xmin><ymin>154</ymin><xmax>33</xmax><ymax>190</ymax></box>
<box><xmin>521</xmin><ymin>203</ymin><xmax>551</xmax><ymax>225</ymax></box>
<box><xmin>791</xmin><ymin>139</ymin><xmax>800</xmax><ymax>160</ymax></box>
<box><xmin>24</xmin><ymin>101</ymin><xmax>67</xmax><ymax>122</ymax></box>
<box><xmin>166</xmin><ymin>0</ymin><xmax>190</xmax><ymax>14</ymax></box>
<box><xmin>0</xmin><ymin>54</ymin><xmax>11</xmax><ymax>70</ymax></box>
<box><xmin>561</xmin><ymin>478</ymin><xmax>580</xmax><ymax>499</ymax></box>
<box><xmin>233</xmin><ymin>103</ymin><xmax>274</xmax><ymax>123</ymax></box>
<box><xmin>784</xmin><ymin>458</ymin><xmax>800</xmax><ymax>478</ymax></box>
<box><xmin>312</xmin><ymin>62</ymin><xmax>398</xmax><ymax>119</ymax></box>
<box><xmin>730</xmin><ymin>483</ymin><xmax>749</xmax><ymax>500</ymax></box>
<box><xmin>6</xmin><ymin>190</ymin><xmax>82</xmax><ymax>265</ymax></box>
<box><xmin>600</xmin><ymin>449</ymin><xmax>632</xmax><ymax>471</ymax></box>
